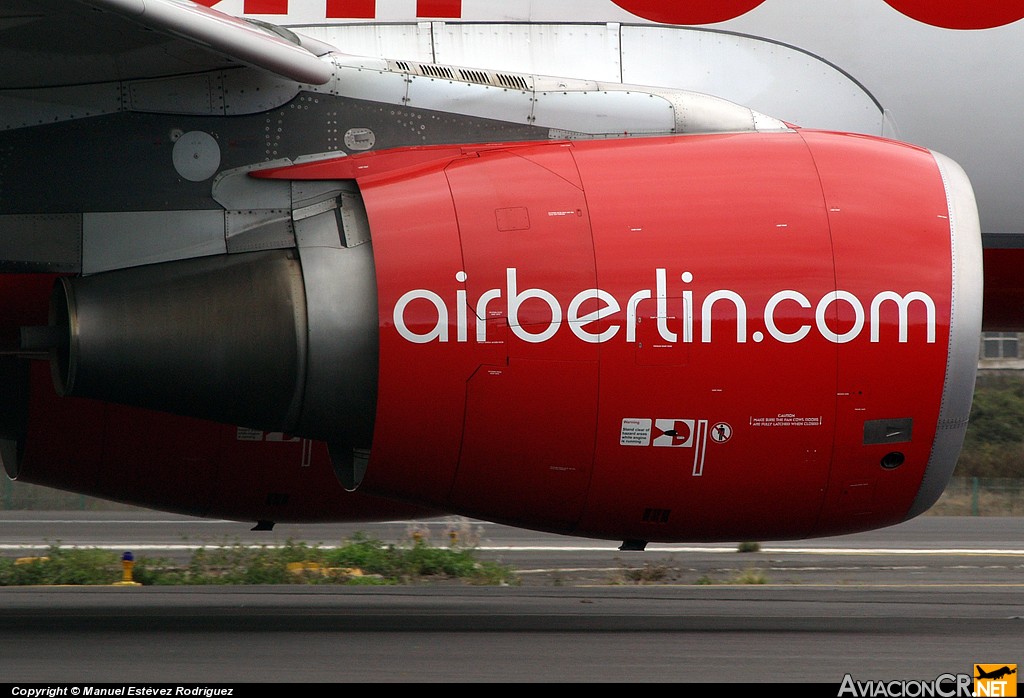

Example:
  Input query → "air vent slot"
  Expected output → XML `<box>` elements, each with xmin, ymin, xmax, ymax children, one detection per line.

<box><xmin>420</xmin><ymin>64</ymin><xmax>455</xmax><ymax>80</ymax></box>
<box><xmin>496</xmin><ymin>73</ymin><xmax>529</xmax><ymax>90</ymax></box>
<box><xmin>459</xmin><ymin>69</ymin><xmax>490</xmax><ymax>85</ymax></box>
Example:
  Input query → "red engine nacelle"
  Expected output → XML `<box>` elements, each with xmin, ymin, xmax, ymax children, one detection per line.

<box><xmin>288</xmin><ymin>130</ymin><xmax>980</xmax><ymax>542</ymax></box>
<box><xmin>5</xmin><ymin>130</ymin><xmax>982</xmax><ymax>543</ymax></box>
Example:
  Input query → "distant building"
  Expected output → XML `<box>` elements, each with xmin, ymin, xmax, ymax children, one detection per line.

<box><xmin>979</xmin><ymin>332</ymin><xmax>1024</xmax><ymax>370</ymax></box>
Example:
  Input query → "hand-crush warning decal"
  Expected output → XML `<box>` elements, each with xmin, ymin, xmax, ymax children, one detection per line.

<box><xmin>620</xmin><ymin>417</ymin><xmax>710</xmax><ymax>476</ymax></box>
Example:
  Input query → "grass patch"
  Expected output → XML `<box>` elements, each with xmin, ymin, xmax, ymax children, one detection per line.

<box><xmin>692</xmin><ymin>568</ymin><xmax>768</xmax><ymax>585</ymax></box>
<box><xmin>0</xmin><ymin>546</ymin><xmax>121</xmax><ymax>586</ymax></box>
<box><xmin>0</xmin><ymin>534</ymin><xmax>519</xmax><ymax>587</ymax></box>
<box><xmin>616</xmin><ymin>560</ymin><xmax>677</xmax><ymax>584</ymax></box>
<box><xmin>733</xmin><ymin>568</ymin><xmax>768</xmax><ymax>584</ymax></box>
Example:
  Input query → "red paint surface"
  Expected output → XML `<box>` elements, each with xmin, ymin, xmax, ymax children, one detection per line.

<box><xmin>325</xmin><ymin>0</ymin><xmax>376</xmax><ymax>20</ymax></box>
<box><xmin>279</xmin><ymin>131</ymin><xmax>954</xmax><ymax>540</ymax></box>
<box><xmin>881</xmin><ymin>1</ymin><xmax>1024</xmax><ymax>30</ymax></box>
<box><xmin>240</xmin><ymin>0</ymin><xmax>289</xmax><ymax>14</ymax></box>
<box><xmin>416</xmin><ymin>0</ymin><xmax>462</xmax><ymax>19</ymax></box>
<box><xmin>0</xmin><ymin>274</ymin><xmax>56</xmax><ymax>347</ymax></box>
<box><xmin>982</xmin><ymin>248</ymin><xmax>1024</xmax><ymax>331</ymax></box>
<box><xmin>611</xmin><ymin>0</ymin><xmax>766</xmax><ymax>25</ymax></box>
<box><xmin>14</xmin><ymin>361</ymin><xmax>433</xmax><ymax>522</ymax></box>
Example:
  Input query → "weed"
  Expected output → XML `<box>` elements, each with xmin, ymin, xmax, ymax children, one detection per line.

<box><xmin>0</xmin><ymin>545</ymin><xmax>120</xmax><ymax>586</ymax></box>
<box><xmin>733</xmin><ymin>568</ymin><xmax>768</xmax><ymax>584</ymax></box>
<box><xmin>619</xmin><ymin>560</ymin><xmax>676</xmax><ymax>584</ymax></box>
<box><xmin>0</xmin><ymin>534</ymin><xmax>518</xmax><ymax>587</ymax></box>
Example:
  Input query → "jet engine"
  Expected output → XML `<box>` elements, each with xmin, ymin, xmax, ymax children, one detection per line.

<box><xmin>8</xmin><ymin>130</ymin><xmax>982</xmax><ymax>542</ymax></box>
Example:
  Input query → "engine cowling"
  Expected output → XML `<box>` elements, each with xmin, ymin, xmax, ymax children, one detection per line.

<box><xmin>342</xmin><ymin>131</ymin><xmax>981</xmax><ymax>541</ymax></box>
<box><xmin>16</xmin><ymin>130</ymin><xmax>982</xmax><ymax>541</ymax></box>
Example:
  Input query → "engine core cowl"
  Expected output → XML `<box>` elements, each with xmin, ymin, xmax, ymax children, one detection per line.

<box><xmin>50</xmin><ymin>250</ymin><xmax>309</xmax><ymax>433</ymax></box>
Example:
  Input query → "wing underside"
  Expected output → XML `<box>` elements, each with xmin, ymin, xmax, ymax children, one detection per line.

<box><xmin>0</xmin><ymin>0</ymin><xmax>332</xmax><ymax>89</ymax></box>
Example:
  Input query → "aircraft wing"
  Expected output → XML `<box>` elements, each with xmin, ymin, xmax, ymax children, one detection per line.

<box><xmin>0</xmin><ymin>0</ymin><xmax>333</xmax><ymax>89</ymax></box>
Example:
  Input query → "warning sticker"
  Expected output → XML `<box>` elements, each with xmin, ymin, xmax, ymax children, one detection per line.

<box><xmin>710</xmin><ymin>422</ymin><xmax>733</xmax><ymax>443</ymax></box>
<box><xmin>620</xmin><ymin>418</ymin><xmax>652</xmax><ymax>446</ymax></box>
<box><xmin>749</xmin><ymin>415</ymin><xmax>822</xmax><ymax>427</ymax></box>
<box><xmin>620</xmin><ymin>417</ymin><xmax>710</xmax><ymax>476</ymax></box>
<box><xmin>653</xmin><ymin>419</ymin><xmax>694</xmax><ymax>448</ymax></box>
<box><xmin>236</xmin><ymin>427</ymin><xmax>264</xmax><ymax>441</ymax></box>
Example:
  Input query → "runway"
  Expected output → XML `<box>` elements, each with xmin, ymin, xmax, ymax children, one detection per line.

<box><xmin>0</xmin><ymin>512</ymin><xmax>1021</xmax><ymax>683</ymax></box>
